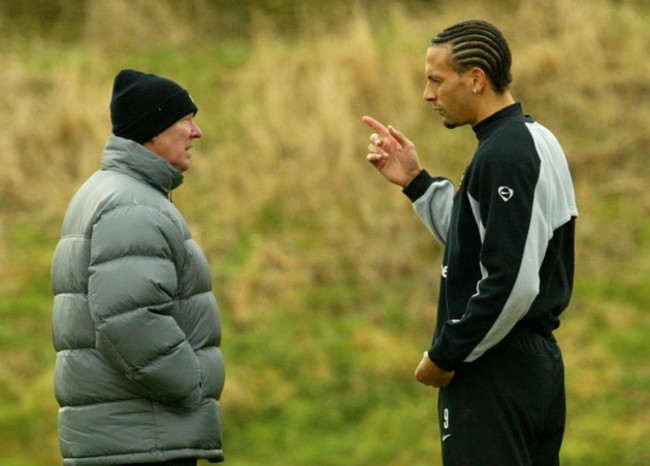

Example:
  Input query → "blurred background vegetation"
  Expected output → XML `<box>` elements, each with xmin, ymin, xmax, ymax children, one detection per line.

<box><xmin>0</xmin><ymin>0</ymin><xmax>648</xmax><ymax>464</ymax></box>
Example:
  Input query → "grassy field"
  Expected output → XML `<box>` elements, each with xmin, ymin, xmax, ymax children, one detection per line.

<box><xmin>0</xmin><ymin>0</ymin><xmax>648</xmax><ymax>464</ymax></box>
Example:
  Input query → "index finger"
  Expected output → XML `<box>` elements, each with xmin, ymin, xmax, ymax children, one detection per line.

<box><xmin>362</xmin><ymin>115</ymin><xmax>390</xmax><ymax>137</ymax></box>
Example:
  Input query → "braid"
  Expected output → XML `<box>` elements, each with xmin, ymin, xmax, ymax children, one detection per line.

<box><xmin>431</xmin><ymin>20</ymin><xmax>512</xmax><ymax>94</ymax></box>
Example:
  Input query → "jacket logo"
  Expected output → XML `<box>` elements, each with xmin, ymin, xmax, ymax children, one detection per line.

<box><xmin>498</xmin><ymin>186</ymin><xmax>514</xmax><ymax>202</ymax></box>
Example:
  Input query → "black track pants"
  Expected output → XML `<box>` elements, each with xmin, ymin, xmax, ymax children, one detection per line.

<box><xmin>438</xmin><ymin>329</ymin><xmax>565</xmax><ymax>466</ymax></box>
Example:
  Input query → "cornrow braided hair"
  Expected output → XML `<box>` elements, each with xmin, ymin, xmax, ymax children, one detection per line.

<box><xmin>430</xmin><ymin>20</ymin><xmax>513</xmax><ymax>94</ymax></box>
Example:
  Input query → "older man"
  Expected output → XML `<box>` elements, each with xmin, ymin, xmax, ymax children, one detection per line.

<box><xmin>51</xmin><ymin>69</ymin><xmax>225</xmax><ymax>466</ymax></box>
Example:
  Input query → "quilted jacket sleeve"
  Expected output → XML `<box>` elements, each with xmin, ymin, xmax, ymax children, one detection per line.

<box><xmin>88</xmin><ymin>203</ymin><xmax>201</xmax><ymax>410</ymax></box>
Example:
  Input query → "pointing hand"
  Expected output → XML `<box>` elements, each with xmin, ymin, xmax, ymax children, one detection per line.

<box><xmin>362</xmin><ymin>115</ymin><xmax>422</xmax><ymax>188</ymax></box>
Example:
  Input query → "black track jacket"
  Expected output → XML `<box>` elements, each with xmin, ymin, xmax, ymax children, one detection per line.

<box><xmin>404</xmin><ymin>103</ymin><xmax>578</xmax><ymax>371</ymax></box>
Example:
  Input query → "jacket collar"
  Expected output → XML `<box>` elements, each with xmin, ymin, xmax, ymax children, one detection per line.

<box><xmin>101</xmin><ymin>136</ymin><xmax>184</xmax><ymax>194</ymax></box>
<box><xmin>472</xmin><ymin>102</ymin><xmax>524</xmax><ymax>142</ymax></box>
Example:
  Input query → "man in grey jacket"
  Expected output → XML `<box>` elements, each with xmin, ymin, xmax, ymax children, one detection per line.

<box><xmin>51</xmin><ymin>69</ymin><xmax>225</xmax><ymax>466</ymax></box>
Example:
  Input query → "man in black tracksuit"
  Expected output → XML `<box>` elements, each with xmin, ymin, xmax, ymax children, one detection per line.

<box><xmin>363</xmin><ymin>20</ymin><xmax>578</xmax><ymax>465</ymax></box>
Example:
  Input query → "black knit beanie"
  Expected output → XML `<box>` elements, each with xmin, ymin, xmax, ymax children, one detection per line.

<box><xmin>110</xmin><ymin>69</ymin><xmax>198</xmax><ymax>144</ymax></box>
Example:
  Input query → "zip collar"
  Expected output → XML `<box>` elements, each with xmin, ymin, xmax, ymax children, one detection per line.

<box><xmin>101</xmin><ymin>136</ymin><xmax>184</xmax><ymax>196</ymax></box>
<box><xmin>472</xmin><ymin>103</ymin><xmax>524</xmax><ymax>142</ymax></box>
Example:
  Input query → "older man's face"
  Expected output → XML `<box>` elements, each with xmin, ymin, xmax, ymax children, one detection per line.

<box><xmin>144</xmin><ymin>113</ymin><xmax>203</xmax><ymax>172</ymax></box>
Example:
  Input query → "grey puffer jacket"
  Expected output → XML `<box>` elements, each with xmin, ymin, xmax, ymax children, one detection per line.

<box><xmin>51</xmin><ymin>136</ymin><xmax>225</xmax><ymax>465</ymax></box>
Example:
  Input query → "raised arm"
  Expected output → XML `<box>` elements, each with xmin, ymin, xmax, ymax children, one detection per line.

<box><xmin>363</xmin><ymin>115</ymin><xmax>455</xmax><ymax>245</ymax></box>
